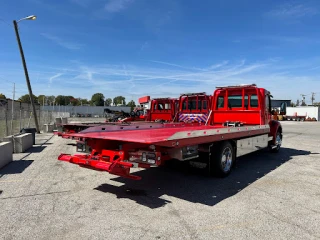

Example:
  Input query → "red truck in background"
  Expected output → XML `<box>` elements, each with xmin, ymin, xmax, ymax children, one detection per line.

<box><xmin>58</xmin><ymin>84</ymin><xmax>282</xmax><ymax>180</ymax></box>
<box><xmin>55</xmin><ymin>97</ymin><xmax>177</xmax><ymax>136</ymax></box>
<box><xmin>176</xmin><ymin>92</ymin><xmax>212</xmax><ymax>123</ymax></box>
<box><xmin>120</xmin><ymin>97</ymin><xmax>178</xmax><ymax>123</ymax></box>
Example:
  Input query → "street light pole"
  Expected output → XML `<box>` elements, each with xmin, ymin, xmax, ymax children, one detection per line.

<box><xmin>13</xmin><ymin>17</ymin><xmax>40</xmax><ymax>133</ymax></box>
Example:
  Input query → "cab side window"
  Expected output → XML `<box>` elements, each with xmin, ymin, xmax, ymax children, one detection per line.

<box><xmin>160</xmin><ymin>104</ymin><xmax>164</xmax><ymax>110</ymax></box>
<box><xmin>265</xmin><ymin>95</ymin><xmax>270</xmax><ymax>112</ymax></box>
<box><xmin>217</xmin><ymin>96</ymin><xmax>224</xmax><ymax>108</ymax></box>
<box><xmin>188</xmin><ymin>100</ymin><xmax>197</xmax><ymax>110</ymax></box>
<box><xmin>228</xmin><ymin>95</ymin><xmax>242</xmax><ymax>108</ymax></box>
<box><xmin>198</xmin><ymin>100</ymin><xmax>202</xmax><ymax>110</ymax></box>
<box><xmin>203</xmin><ymin>100</ymin><xmax>207</xmax><ymax>110</ymax></box>
<box><xmin>250</xmin><ymin>95</ymin><xmax>258</xmax><ymax>108</ymax></box>
<box><xmin>182</xmin><ymin>100</ymin><xmax>187</xmax><ymax>110</ymax></box>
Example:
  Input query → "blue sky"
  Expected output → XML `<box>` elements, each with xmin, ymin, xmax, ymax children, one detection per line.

<box><xmin>1</xmin><ymin>0</ymin><xmax>320</xmax><ymax>104</ymax></box>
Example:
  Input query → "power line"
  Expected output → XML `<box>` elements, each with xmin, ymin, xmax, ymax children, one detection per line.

<box><xmin>0</xmin><ymin>17</ymin><xmax>11</xmax><ymax>27</ymax></box>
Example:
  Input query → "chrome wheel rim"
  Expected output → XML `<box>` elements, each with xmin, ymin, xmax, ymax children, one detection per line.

<box><xmin>276</xmin><ymin>133</ymin><xmax>282</xmax><ymax>149</ymax></box>
<box><xmin>221</xmin><ymin>147</ymin><xmax>232</xmax><ymax>172</ymax></box>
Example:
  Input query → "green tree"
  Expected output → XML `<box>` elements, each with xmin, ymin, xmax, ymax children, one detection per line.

<box><xmin>0</xmin><ymin>93</ymin><xmax>6</xmax><ymax>99</ymax></box>
<box><xmin>19</xmin><ymin>94</ymin><xmax>38</xmax><ymax>103</ymax></box>
<box><xmin>45</xmin><ymin>95</ymin><xmax>55</xmax><ymax>105</ymax></box>
<box><xmin>64</xmin><ymin>96</ymin><xmax>74</xmax><ymax>105</ymax></box>
<box><xmin>70</xmin><ymin>97</ymin><xmax>80</xmax><ymax>106</ymax></box>
<box><xmin>113</xmin><ymin>96</ymin><xmax>126</xmax><ymax>106</ymax></box>
<box><xmin>91</xmin><ymin>93</ymin><xmax>105</xmax><ymax>106</ymax></box>
<box><xmin>38</xmin><ymin>95</ymin><xmax>46</xmax><ymax>105</ymax></box>
<box><xmin>79</xmin><ymin>98</ymin><xmax>90</xmax><ymax>105</ymax></box>
<box><xmin>126</xmin><ymin>100</ymin><xmax>136</xmax><ymax>111</ymax></box>
<box><xmin>55</xmin><ymin>95</ymin><xmax>66</xmax><ymax>105</ymax></box>
<box><xmin>105</xmin><ymin>98</ymin><xmax>112</xmax><ymax>106</ymax></box>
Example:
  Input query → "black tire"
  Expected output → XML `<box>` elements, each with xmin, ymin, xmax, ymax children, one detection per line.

<box><xmin>130</xmin><ymin>111</ymin><xmax>136</xmax><ymax>117</ymax></box>
<box><xmin>269</xmin><ymin>131</ymin><xmax>282</xmax><ymax>153</ymax></box>
<box><xmin>210</xmin><ymin>141</ymin><xmax>235</xmax><ymax>177</ymax></box>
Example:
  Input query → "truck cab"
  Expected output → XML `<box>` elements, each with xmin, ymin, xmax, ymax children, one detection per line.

<box><xmin>146</xmin><ymin>98</ymin><xmax>177</xmax><ymax>122</ymax></box>
<box><xmin>211</xmin><ymin>84</ymin><xmax>272</xmax><ymax>126</ymax></box>
<box><xmin>177</xmin><ymin>92</ymin><xmax>212</xmax><ymax>123</ymax></box>
<box><xmin>120</xmin><ymin>97</ymin><xmax>178</xmax><ymax>123</ymax></box>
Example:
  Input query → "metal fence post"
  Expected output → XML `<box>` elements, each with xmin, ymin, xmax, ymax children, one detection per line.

<box><xmin>5</xmin><ymin>102</ymin><xmax>8</xmax><ymax>136</ymax></box>
<box><xmin>19</xmin><ymin>102</ymin><xmax>22</xmax><ymax>131</ymax></box>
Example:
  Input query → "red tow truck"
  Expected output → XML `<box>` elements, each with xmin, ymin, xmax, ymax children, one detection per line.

<box><xmin>119</xmin><ymin>97</ymin><xmax>178</xmax><ymax>123</ymax></box>
<box><xmin>58</xmin><ymin>84</ymin><xmax>282</xmax><ymax>180</ymax></box>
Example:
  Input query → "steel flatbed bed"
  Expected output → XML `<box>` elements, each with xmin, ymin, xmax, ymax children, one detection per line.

<box><xmin>63</xmin><ymin>124</ymin><xmax>270</xmax><ymax>147</ymax></box>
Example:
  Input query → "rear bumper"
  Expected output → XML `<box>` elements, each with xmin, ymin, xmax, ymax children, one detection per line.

<box><xmin>58</xmin><ymin>153</ymin><xmax>141</xmax><ymax>180</ymax></box>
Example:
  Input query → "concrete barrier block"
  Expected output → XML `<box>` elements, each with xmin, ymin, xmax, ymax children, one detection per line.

<box><xmin>61</xmin><ymin>117</ymin><xmax>68</xmax><ymax>124</ymax></box>
<box><xmin>0</xmin><ymin>142</ymin><xmax>13</xmax><ymax>169</ymax></box>
<box><xmin>43</xmin><ymin>124</ymin><xmax>54</xmax><ymax>133</ymax></box>
<box><xmin>13</xmin><ymin>133</ymin><xmax>33</xmax><ymax>153</ymax></box>
<box><xmin>55</xmin><ymin>117</ymin><xmax>62</xmax><ymax>125</ymax></box>
<box><xmin>2</xmin><ymin>135</ymin><xmax>14</xmax><ymax>153</ymax></box>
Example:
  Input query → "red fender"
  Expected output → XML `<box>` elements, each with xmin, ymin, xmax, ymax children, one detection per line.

<box><xmin>268</xmin><ymin>120</ymin><xmax>282</xmax><ymax>144</ymax></box>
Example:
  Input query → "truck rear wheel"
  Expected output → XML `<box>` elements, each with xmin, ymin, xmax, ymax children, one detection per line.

<box><xmin>210</xmin><ymin>141</ymin><xmax>234</xmax><ymax>177</ymax></box>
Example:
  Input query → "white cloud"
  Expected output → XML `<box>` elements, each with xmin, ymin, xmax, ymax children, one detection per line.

<box><xmin>105</xmin><ymin>0</ymin><xmax>134</xmax><ymax>13</ymax></box>
<box><xmin>266</xmin><ymin>3</ymin><xmax>318</xmax><ymax>19</ymax></box>
<box><xmin>150</xmin><ymin>60</ymin><xmax>196</xmax><ymax>71</ymax></box>
<box><xmin>49</xmin><ymin>73</ymin><xmax>63</xmax><ymax>85</ymax></box>
<box><xmin>208</xmin><ymin>61</ymin><xmax>229</xmax><ymax>69</ymax></box>
<box><xmin>41</xmin><ymin>33</ymin><xmax>84</xmax><ymax>50</ymax></box>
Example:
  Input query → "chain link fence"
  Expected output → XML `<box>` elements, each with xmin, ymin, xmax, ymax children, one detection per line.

<box><xmin>0</xmin><ymin>99</ymin><xmax>68</xmax><ymax>139</ymax></box>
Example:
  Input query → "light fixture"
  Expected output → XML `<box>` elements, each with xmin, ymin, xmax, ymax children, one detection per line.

<box><xmin>17</xmin><ymin>15</ymin><xmax>37</xmax><ymax>23</ymax></box>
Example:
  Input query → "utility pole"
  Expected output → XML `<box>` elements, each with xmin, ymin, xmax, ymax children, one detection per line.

<box><xmin>13</xmin><ymin>19</ymin><xmax>40</xmax><ymax>133</ymax></box>
<box><xmin>300</xmin><ymin>94</ymin><xmax>306</xmax><ymax>106</ymax></box>
<box><xmin>311</xmin><ymin>92</ymin><xmax>316</xmax><ymax>105</ymax></box>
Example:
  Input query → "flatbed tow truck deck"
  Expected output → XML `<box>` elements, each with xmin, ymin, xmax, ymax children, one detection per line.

<box><xmin>58</xmin><ymin>84</ymin><xmax>282</xmax><ymax>181</ymax></box>
<box><xmin>62</xmin><ymin>123</ymin><xmax>269</xmax><ymax>145</ymax></box>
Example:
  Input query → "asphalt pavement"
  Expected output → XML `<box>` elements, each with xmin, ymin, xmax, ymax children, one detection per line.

<box><xmin>0</xmin><ymin>121</ymin><xmax>319</xmax><ymax>240</ymax></box>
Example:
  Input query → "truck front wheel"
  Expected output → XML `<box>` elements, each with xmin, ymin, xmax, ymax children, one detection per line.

<box><xmin>269</xmin><ymin>131</ymin><xmax>282</xmax><ymax>153</ymax></box>
<box><xmin>210</xmin><ymin>141</ymin><xmax>235</xmax><ymax>177</ymax></box>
